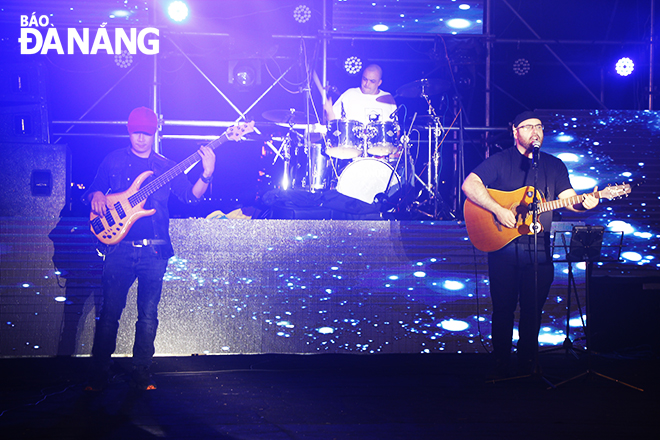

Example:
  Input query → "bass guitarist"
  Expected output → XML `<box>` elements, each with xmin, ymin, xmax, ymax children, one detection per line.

<box><xmin>82</xmin><ymin>106</ymin><xmax>215</xmax><ymax>391</ymax></box>
<box><xmin>461</xmin><ymin>110</ymin><xmax>599</xmax><ymax>379</ymax></box>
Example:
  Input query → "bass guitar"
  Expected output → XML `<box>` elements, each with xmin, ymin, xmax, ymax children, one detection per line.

<box><xmin>90</xmin><ymin>121</ymin><xmax>255</xmax><ymax>245</ymax></box>
<box><xmin>463</xmin><ymin>183</ymin><xmax>632</xmax><ymax>252</ymax></box>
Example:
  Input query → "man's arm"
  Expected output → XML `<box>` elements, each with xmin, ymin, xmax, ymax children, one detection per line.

<box><xmin>323</xmin><ymin>97</ymin><xmax>337</xmax><ymax>121</ymax></box>
<box><xmin>191</xmin><ymin>145</ymin><xmax>216</xmax><ymax>199</ymax></box>
<box><xmin>461</xmin><ymin>173</ymin><xmax>517</xmax><ymax>228</ymax></box>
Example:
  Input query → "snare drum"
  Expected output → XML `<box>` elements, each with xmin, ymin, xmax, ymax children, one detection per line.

<box><xmin>336</xmin><ymin>158</ymin><xmax>401</xmax><ymax>204</ymax></box>
<box><xmin>366</xmin><ymin>121</ymin><xmax>398</xmax><ymax>156</ymax></box>
<box><xmin>325</xmin><ymin>119</ymin><xmax>364</xmax><ymax>159</ymax></box>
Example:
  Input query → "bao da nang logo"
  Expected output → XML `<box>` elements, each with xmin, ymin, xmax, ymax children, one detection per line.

<box><xmin>18</xmin><ymin>13</ymin><xmax>159</xmax><ymax>55</ymax></box>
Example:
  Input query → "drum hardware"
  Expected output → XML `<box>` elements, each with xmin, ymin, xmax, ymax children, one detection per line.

<box><xmin>325</xmin><ymin>119</ymin><xmax>365</xmax><ymax>159</ymax></box>
<box><xmin>403</xmin><ymin>84</ymin><xmax>455</xmax><ymax>220</ymax></box>
<box><xmin>262</xmin><ymin>108</ymin><xmax>317</xmax><ymax>125</ymax></box>
<box><xmin>366</xmin><ymin>120</ymin><xmax>399</xmax><ymax>156</ymax></box>
<box><xmin>395</xmin><ymin>78</ymin><xmax>450</xmax><ymax>98</ymax></box>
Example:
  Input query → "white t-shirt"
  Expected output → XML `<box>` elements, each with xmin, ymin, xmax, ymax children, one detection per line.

<box><xmin>332</xmin><ymin>87</ymin><xmax>397</xmax><ymax>126</ymax></box>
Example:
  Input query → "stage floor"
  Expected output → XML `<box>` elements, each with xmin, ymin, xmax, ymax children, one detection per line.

<box><xmin>1</xmin><ymin>352</ymin><xmax>658</xmax><ymax>439</ymax></box>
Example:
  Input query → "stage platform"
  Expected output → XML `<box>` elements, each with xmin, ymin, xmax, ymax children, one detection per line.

<box><xmin>1</xmin><ymin>352</ymin><xmax>658</xmax><ymax>439</ymax></box>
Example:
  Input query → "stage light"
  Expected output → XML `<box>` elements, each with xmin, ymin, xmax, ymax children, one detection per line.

<box><xmin>114</xmin><ymin>49</ymin><xmax>133</xmax><ymax>68</ymax></box>
<box><xmin>110</xmin><ymin>10</ymin><xmax>130</xmax><ymax>18</ymax></box>
<box><xmin>293</xmin><ymin>4</ymin><xmax>311</xmax><ymax>23</ymax></box>
<box><xmin>229</xmin><ymin>60</ymin><xmax>261</xmax><ymax>89</ymax></box>
<box><xmin>446</xmin><ymin>18</ymin><xmax>471</xmax><ymax>29</ymax></box>
<box><xmin>512</xmin><ymin>58</ymin><xmax>530</xmax><ymax>76</ymax></box>
<box><xmin>344</xmin><ymin>56</ymin><xmax>362</xmax><ymax>75</ymax></box>
<box><xmin>373</xmin><ymin>24</ymin><xmax>389</xmax><ymax>32</ymax></box>
<box><xmin>615</xmin><ymin>57</ymin><xmax>634</xmax><ymax>76</ymax></box>
<box><xmin>167</xmin><ymin>1</ymin><xmax>189</xmax><ymax>22</ymax></box>
<box><xmin>459</xmin><ymin>4</ymin><xmax>471</xmax><ymax>10</ymax></box>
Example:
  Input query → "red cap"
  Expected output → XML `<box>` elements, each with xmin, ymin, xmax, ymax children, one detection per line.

<box><xmin>127</xmin><ymin>107</ymin><xmax>158</xmax><ymax>135</ymax></box>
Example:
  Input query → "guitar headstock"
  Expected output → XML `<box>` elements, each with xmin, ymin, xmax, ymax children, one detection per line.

<box><xmin>225</xmin><ymin>121</ymin><xmax>255</xmax><ymax>141</ymax></box>
<box><xmin>600</xmin><ymin>183</ymin><xmax>632</xmax><ymax>200</ymax></box>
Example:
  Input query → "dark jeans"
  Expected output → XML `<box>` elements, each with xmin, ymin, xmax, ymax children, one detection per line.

<box><xmin>92</xmin><ymin>242</ymin><xmax>169</xmax><ymax>368</ymax></box>
<box><xmin>488</xmin><ymin>234</ymin><xmax>554</xmax><ymax>364</ymax></box>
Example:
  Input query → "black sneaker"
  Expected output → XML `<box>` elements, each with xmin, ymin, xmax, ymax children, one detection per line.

<box><xmin>131</xmin><ymin>366</ymin><xmax>156</xmax><ymax>390</ymax></box>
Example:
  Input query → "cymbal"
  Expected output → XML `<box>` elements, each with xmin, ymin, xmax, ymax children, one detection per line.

<box><xmin>396</xmin><ymin>78</ymin><xmax>450</xmax><ymax>98</ymax></box>
<box><xmin>262</xmin><ymin>109</ymin><xmax>318</xmax><ymax>125</ymax></box>
<box><xmin>376</xmin><ymin>94</ymin><xmax>397</xmax><ymax>105</ymax></box>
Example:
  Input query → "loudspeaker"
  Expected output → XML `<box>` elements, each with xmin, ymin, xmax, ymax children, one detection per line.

<box><xmin>590</xmin><ymin>276</ymin><xmax>660</xmax><ymax>354</ymax></box>
<box><xmin>0</xmin><ymin>102</ymin><xmax>50</xmax><ymax>144</ymax></box>
<box><xmin>0</xmin><ymin>62</ymin><xmax>50</xmax><ymax>144</ymax></box>
<box><xmin>0</xmin><ymin>143</ymin><xmax>70</xmax><ymax>218</ymax></box>
<box><xmin>0</xmin><ymin>62</ymin><xmax>48</xmax><ymax>104</ymax></box>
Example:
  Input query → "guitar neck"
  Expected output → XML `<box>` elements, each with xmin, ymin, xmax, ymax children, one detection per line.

<box><xmin>130</xmin><ymin>133</ymin><xmax>228</xmax><ymax>205</ymax></box>
<box><xmin>538</xmin><ymin>189</ymin><xmax>601</xmax><ymax>213</ymax></box>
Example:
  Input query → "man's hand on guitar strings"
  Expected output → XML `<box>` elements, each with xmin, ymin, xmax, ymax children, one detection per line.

<box><xmin>91</xmin><ymin>192</ymin><xmax>109</xmax><ymax>216</ymax></box>
<box><xmin>198</xmin><ymin>145</ymin><xmax>216</xmax><ymax>178</ymax></box>
<box><xmin>494</xmin><ymin>206</ymin><xmax>517</xmax><ymax>229</ymax></box>
<box><xmin>581</xmin><ymin>186</ymin><xmax>600</xmax><ymax>210</ymax></box>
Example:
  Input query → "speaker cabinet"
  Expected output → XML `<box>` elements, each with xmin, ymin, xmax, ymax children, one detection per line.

<box><xmin>0</xmin><ymin>62</ymin><xmax>50</xmax><ymax>144</ymax></box>
<box><xmin>0</xmin><ymin>62</ymin><xmax>48</xmax><ymax>104</ymax></box>
<box><xmin>0</xmin><ymin>103</ymin><xmax>50</xmax><ymax>144</ymax></box>
<box><xmin>0</xmin><ymin>143</ymin><xmax>70</xmax><ymax>218</ymax></box>
<box><xmin>590</xmin><ymin>276</ymin><xmax>660</xmax><ymax>354</ymax></box>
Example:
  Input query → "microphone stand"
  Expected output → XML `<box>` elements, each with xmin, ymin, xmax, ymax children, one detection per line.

<box><xmin>529</xmin><ymin>144</ymin><xmax>547</xmax><ymax>383</ymax></box>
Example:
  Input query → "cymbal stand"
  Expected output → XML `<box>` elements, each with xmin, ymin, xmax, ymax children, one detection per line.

<box><xmin>413</xmin><ymin>90</ymin><xmax>453</xmax><ymax>219</ymax></box>
<box><xmin>272</xmin><ymin>117</ymin><xmax>298</xmax><ymax>191</ymax></box>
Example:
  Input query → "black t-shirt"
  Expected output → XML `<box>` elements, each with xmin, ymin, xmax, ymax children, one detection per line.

<box><xmin>471</xmin><ymin>146</ymin><xmax>573</xmax><ymax>232</ymax></box>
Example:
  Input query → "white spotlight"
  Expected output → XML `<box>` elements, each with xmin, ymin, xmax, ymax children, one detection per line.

<box><xmin>168</xmin><ymin>1</ymin><xmax>189</xmax><ymax>22</ymax></box>
<box><xmin>114</xmin><ymin>50</ymin><xmax>133</xmax><ymax>68</ymax></box>
<box><xmin>344</xmin><ymin>56</ymin><xmax>362</xmax><ymax>75</ymax></box>
<box><xmin>513</xmin><ymin>58</ymin><xmax>530</xmax><ymax>76</ymax></box>
<box><xmin>293</xmin><ymin>5</ymin><xmax>312</xmax><ymax>23</ymax></box>
<box><xmin>615</xmin><ymin>57</ymin><xmax>634</xmax><ymax>76</ymax></box>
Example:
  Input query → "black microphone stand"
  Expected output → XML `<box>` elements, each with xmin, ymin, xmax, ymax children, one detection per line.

<box><xmin>528</xmin><ymin>144</ymin><xmax>551</xmax><ymax>384</ymax></box>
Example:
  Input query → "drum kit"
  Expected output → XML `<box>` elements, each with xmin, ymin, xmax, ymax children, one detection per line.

<box><xmin>261</xmin><ymin>77</ymin><xmax>451</xmax><ymax>214</ymax></box>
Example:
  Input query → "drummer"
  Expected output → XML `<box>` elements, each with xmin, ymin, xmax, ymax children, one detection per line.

<box><xmin>323</xmin><ymin>64</ymin><xmax>398</xmax><ymax>127</ymax></box>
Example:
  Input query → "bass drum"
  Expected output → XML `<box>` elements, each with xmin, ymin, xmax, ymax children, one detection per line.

<box><xmin>336</xmin><ymin>158</ymin><xmax>400</xmax><ymax>204</ymax></box>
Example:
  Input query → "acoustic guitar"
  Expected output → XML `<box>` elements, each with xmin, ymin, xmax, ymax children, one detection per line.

<box><xmin>90</xmin><ymin>121</ymin><xmax>255</xmax><ymax>245</ymax></box>
<box><xmin>463</xmin><ymin>183</ymin><xmax>632</xmax><ymax>252</ymax></box>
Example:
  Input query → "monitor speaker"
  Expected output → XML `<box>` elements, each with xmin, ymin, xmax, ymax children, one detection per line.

<box><xmin>0</xmin><ymin>143</ymin><xmax>70</xmax><ymax>218</ymax></box>
<box><xmin>590</xmin><ymin>276</ymin><xmax>660</xmax><ymax>354</ymax></box>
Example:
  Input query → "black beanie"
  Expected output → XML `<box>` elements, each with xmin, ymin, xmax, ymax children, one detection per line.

<box><xmin>512</xmin><ymin>110</ymin><xmax>542</xmax><ymax>128</ymax></box>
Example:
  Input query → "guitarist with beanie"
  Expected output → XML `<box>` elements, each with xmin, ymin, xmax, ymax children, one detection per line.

<box><xmin>82</xmin><ymin>106</ymin><xmax>215</xmax><ymax>391</ymax></box>
<box><xmin>461</xmin><ymin>110</ymin><xmax>599</xmax><ymax>379</ymax></box>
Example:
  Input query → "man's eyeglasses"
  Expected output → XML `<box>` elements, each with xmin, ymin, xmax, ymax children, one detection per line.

<box><xmin>516</xmin><ymin>124</ymin><xmax>544</xmax><ymax>132</ymax></box>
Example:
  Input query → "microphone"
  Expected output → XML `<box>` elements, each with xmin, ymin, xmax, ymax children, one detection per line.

<box><xmin>532</xmin><ymin>140</ymin><xmax>541</xmax><ymax>168</ymax></box>
<box><xmin>389</xmin><ymin>104</ymin><xmax>404</xmax><ymax>120</ymax></box>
